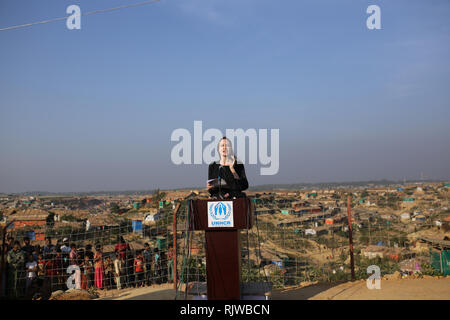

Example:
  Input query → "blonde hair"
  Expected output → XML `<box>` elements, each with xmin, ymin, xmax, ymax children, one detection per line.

<box><xmin>217</xmin><ymin>137</ymin><xmax>234</xmax><ymax>159</ymax></box>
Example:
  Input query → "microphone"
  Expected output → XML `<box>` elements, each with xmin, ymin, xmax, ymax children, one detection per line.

<box><xmin>218</xmin><ymin>165</ymin><xmax>223</xmax><ymax>199</ymax></box>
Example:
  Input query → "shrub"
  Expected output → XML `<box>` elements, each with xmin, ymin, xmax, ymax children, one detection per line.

<box><xmin>421</xmin><ymin>262</ymin><xmax>443</xmax><ymax>276</ymax></box>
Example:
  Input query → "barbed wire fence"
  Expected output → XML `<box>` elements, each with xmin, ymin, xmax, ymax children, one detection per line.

<box><xmin>173</xmin><ymin>196</ymin><xmax>449</xmax><ymax>296</ymax></box>
<box><xmin>1</xmin><ymin>195</ymin><xmax>449</xmax><ymax>299</ymax></box>
<box><xmin>0</xmin><ymin>203</ymin><xmax>178</xmax><ymax>299</ymax></box>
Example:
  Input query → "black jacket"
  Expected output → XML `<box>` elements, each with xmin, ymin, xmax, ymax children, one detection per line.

<box><xmin>208</xmin><ymin>161</ymin><xmax>249</xmax><ymax>198</ymax></box>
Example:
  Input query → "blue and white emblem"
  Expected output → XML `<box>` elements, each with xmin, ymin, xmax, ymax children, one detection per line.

<box><xmin>207</xmin><ymin>201</ymin><xmax>234</xmax><ymax>227</ymax></box>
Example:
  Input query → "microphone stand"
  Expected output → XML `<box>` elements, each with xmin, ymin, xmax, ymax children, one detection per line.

<box><xmin>218</xmin><ymin>165</ymin><xmax>223</xmax><ymax>200</ymax></box>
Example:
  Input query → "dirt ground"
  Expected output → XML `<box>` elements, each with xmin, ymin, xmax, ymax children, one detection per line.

<box><xmin>96</xmin><ymin>283</ymin><xmax>178</xmax><ymax>300</ymax></box>
<box><xmin>271</xmin><ymin>277</ymin><xmax>450</xmax><ymax>300</ymax></box>
<box><xmin>93</xmin><ymin>277</ymin><xmax>450</xmax><ymax>300</ymax></box>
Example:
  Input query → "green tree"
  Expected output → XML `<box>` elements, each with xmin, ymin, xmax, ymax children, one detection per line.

<box><xmin>421</xmin><ymin>262</ymin><xmax>443</xmax><ymax>276</ymax></box>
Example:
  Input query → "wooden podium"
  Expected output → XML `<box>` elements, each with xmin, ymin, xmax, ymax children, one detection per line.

<box><xmin>188</xmin><ymin>197</ymin><xmax>254</xmax><ymax>300</ymax></box>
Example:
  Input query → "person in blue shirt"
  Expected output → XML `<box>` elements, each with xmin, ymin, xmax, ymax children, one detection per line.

<box><xmin>42</xmin><ymin>237</ymin><xmax>54</xmax><ymax>256</ymax></box>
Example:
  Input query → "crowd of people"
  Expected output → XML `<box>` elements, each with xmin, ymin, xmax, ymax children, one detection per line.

<box><xmin>1</xmin><ymin>235</ymin><xmax>174</xmax><ymax>299</ymax></box>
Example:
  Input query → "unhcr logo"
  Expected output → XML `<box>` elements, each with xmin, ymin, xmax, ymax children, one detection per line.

<box><xmin>208</xmin><ymin>201</ymin><xmax>234</xmax><ymax>228</ymax></box>
<box><xmin>211</xmin><ymin>202</ymin><xmax>231</xmax><ymax>220</ymax></box>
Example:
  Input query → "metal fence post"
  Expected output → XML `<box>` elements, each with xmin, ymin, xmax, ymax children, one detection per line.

<box><xmin>347</xmin><ymin>196</ymin><xmax>356</xmax><ymax>281</ymax></box>
<box><xmin>173</xmin><ymin>203</ymin><xmax>180</xmax><ymax>290</ymax></box>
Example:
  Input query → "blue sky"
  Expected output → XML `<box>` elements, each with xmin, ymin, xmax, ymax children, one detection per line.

<box><xmin>1</xmin><ymin>0</ymin><xmax>449</xmax><ymax>193</ymax></box>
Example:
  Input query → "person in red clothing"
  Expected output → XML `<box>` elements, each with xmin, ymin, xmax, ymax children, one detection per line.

<box><xmin>69</xmin><ymin>244</ymin><xmax>78</xmax><ymax>266</ymax></box>
<box><xmin>45</xmin><ymin>255</ymin><xmax>55</xmax><ymax>276</ymax></box>
<box><xmin>94</xmin><ymin>245</ymin><xmax>104</xmax><ymax>289</ymax></box>
<box><xmin>115</xmin><ymin>236</ymin><xmax>131</xmax><ymax>287</ymax></box>
<box><xmin>133</xmin><ymin>250</ymin><xmax>144</xmax><ymax>288</ymax></box>
<box><xmin>37</xmin><ymin>254</ymin><xmax>46</xmax><ymax>283</ymax></box>
<box><xmin>81</xmin><ymin>255</ymin><xmax>94</xmax><ymax>289</ymax></box>
<box><xmin>114</xmin><ymin>236</ymin><xmax>130</xmax><ymax>260</ymax></box>
<box><xmin>45</xmin><ymin>252</ymin><xmax>56</xmax><ymax>291</ymax></box>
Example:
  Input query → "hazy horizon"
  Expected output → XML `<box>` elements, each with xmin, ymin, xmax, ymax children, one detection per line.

<box><xmin>2</xmin><ymin>178</ymin><xmax>448</xmax><ymax>195</ymax></box>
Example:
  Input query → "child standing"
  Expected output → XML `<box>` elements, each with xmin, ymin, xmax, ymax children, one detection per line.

<box><xmin>113</xmin><ymin>253</ymin><xmax>124</xmax><ymax>290</ymax></box>
<box><xmin>82</xmin><ymin>255</ymin><xmax>94</xmax><ymax>289</ymax></box>
<box><xmin>104</xmin><ymin>256</ymin><xmax>113</xmax><ymax>290</ymax></box>
<box><xmin>25</xmin><ymin>254</ymin><xmax>37</xmax><ymax>295</ymax></box>
<box><xmin>37</xmin><ymin>253</ymin><xmax>46</xmax><ymax>288</ymax></box>
<box><xmin>143</xmin><ymin>243</ymin><xmax>152</xmax><ymax>286</ymax></box>
<box><xmin>53</xmin><ymin>249</ymin><xmax>63</xmax><ymax>290</ymax></box>
<box><xmin>134</xmin><ymin>251</ymin><xmax>144</xmax><ymax>288</ymax></box>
